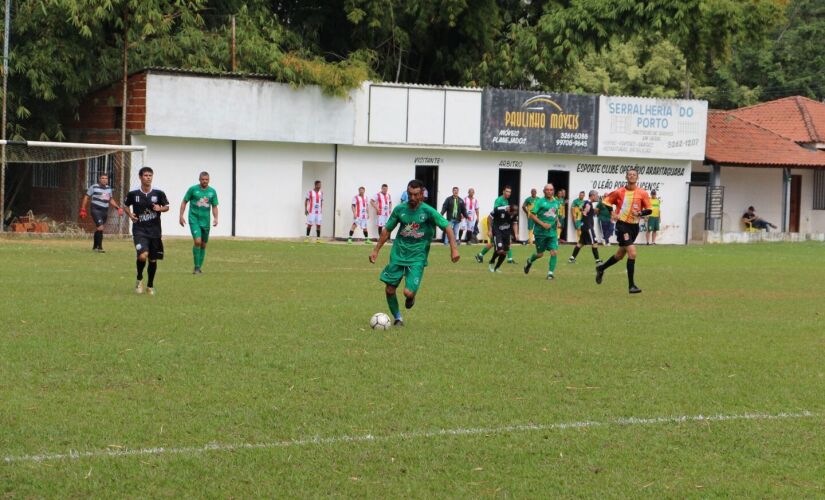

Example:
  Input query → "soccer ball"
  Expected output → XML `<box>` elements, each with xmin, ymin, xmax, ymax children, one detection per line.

<box><xmin>370</xmin><ymin>312</ymin><xmax>392</xmax><ymax>330</ymax></box>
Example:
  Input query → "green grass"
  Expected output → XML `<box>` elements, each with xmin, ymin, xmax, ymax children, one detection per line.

<box><xmin>1</xmin><ymin>237</ymin><xmax>824</xmax><ymax>497</ymax></box>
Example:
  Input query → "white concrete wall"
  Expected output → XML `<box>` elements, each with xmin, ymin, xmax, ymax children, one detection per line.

<box><xmin>718</xmin><ymin>167</ymin><xmax>783</xmax><ymax>232</ymax></box>
<box><xmin>145</xmin><ymin>73</ymin><xmax>355</xmax><ymax>144</ymax></box>
<box><xmin>334</xmin><ymin>146</ymin><xmax>692</xmax><ymax>243</ymax></box>
<box><xmin>234</xmin><ymin>142</ymin><xmax>334</xmax><ymax>238</ymax></box>
<box><xmin>131</xmin><ymin>135</ymin><xmax>233</xmax><ymax>238</ymax></box>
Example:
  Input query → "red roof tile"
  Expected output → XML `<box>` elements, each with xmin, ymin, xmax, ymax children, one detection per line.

<box><xmin>729</xmin><ymin>96</ymin><xmax>825</xmax><ymax>143</ymax></box>
<box><xmin>705</xmin><ymin>111</ymin><xmax>825</xmax><ymax>168</ymax></box>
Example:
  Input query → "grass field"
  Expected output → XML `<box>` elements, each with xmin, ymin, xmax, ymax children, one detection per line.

<box><xmin>1</xmin><ymin>236</ymin><xmax>824</xmax><ymax>497</ymax></box>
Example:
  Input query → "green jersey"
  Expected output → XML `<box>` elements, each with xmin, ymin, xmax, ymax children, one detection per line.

<box><xmin>184</xmin><ymin>185</ymin><xmax>219</xmax><ymax>227</ymax></box>
<box><xmin>494</xmin><ymin>195</ymin><xmax>511</xmax><ymax>209</ymax></box>
<box><xmin>523</xmin><ymin>196</ymin><xmax>538</xmax><ymax>211</ymax></box>
<box><xmin>531</xmin><ymin>197</ymin><xmax>561</xmax><ymax>237</ymax></box>
<box><xmin>596</xmin><ymin>201</ymin><xmax>613</xmax><ymax>222</ymax></box>
<box><xmin>385</xmin><ymin>202</ymin><xmax>449</xmax><ymax>266</ymax></box>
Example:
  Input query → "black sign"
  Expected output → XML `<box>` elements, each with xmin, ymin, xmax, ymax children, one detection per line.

<box><xmin>481</xmin><ymin>89</ymin><xmax>598</xmax><ymax>154</ymax></box>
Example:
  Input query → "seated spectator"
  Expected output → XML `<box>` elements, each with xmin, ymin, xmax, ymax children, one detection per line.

<box><xmin>742</xmin><ymin>206</ymin><xmax>777</xmax><ymax>231</ymax></box>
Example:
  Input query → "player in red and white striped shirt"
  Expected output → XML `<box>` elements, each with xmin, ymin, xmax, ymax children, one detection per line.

<box><xmin>349</xmin><ymin>186</ymin><xmax>370</xmax><ymax>244</ymax></box>
<box><xmin>370</xmin><ymin>184</ymin><xmax>392</xmax><ymax>235</ymax></box>
<box><xmin>460</xmin><ymin>188</ymin><xmax>480</xmax><ymax>244</ymax></box>
<box><xmin>305</xmin><ymin>180</ymin><xmax>324</xmax><ymax>242</ymax></box>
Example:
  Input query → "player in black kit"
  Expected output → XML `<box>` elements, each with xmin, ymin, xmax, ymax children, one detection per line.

<box><xmin>123</xmin><ymin>167</ymin><xmax>170</xmax><ymax>296</ymax></box>
<box><xmin>488</xmin><ymin>204</ymin><xmax>518</xmax><ymax>273</ymax></box>
<box><xmin>568</xmin><ymin>190</ymin><xmax>603</xmax><ymax>265</ymax></box>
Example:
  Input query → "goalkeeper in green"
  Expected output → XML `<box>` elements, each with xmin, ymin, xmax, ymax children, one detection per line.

<box><xmin>369</xmin><ymin>179</ymin><xmax>460</xmax><ymax>326</ymax></box>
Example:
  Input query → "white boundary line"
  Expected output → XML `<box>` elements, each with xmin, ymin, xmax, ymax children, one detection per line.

<box><xmin>3</xmin><ymin>410</ymin><xmax>816</xmax><ymax>465</ymax></box>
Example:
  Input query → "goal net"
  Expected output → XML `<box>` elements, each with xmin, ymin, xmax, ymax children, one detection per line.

<box><xmin>0</xmin><ymin>140</ymin><xmax>146</xmax><ymax>235</ymax></box>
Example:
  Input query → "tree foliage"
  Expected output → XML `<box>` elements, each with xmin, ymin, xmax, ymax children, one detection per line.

<box><xmin>1</xmin><ymin>0</ymin><xmax>822</xmax><ymax>139</ymax></box>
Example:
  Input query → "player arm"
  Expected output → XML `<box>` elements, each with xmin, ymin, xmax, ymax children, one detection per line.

<box><xmin>179</xmin><ymin>199</ymin><xmax>189</xmax><ymax>225</ymax></box>
<box><xmin>432</xmin><ymin>208</ymin><xmax>460</xmax><ymax>262</ymax></box>
<box><xmin>212</xmin><ymin>204</ymin><xmax>219</xmax><ymax>226</ymax></box>
<box><xmin>369</xmin><ymin>212</ymin><xmax>398</xmax><ymax>262</ymax></box>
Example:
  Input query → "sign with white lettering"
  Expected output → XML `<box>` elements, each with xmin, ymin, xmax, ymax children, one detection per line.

<box><xmin>597</xmin><ymin>96</ymin><xmax>708</xmax><ymax>160</ymax></box>
<box><xmin>481</xmin><ymin>89</ymin><xmax>598</xmax><ymax>154</ymax></box>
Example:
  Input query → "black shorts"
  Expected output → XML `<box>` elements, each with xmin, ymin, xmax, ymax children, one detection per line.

<box><xmin>615</xmin><ymin>221</ymin><xmax>640</xmax><ymax>247</ymax></box>
<box><xmin>91</xmin><ymin>206</ymin><xmax>109</xmax><ymax>227</ymax></box>
<box><xmin>579</xmin><ymin>226</ymin><xmax>596</xmax><ymax>246</ymax></box>
<box><xmin>133</xmin><ymin>234</ymin><xmax>164</xmax><ymax>260</ymax></box>
<box><xmin>493</xmin><ymin>229</ymin><xmax>511</xmax><ymax>252</ymax></box>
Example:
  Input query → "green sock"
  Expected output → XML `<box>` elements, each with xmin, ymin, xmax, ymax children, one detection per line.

<box><xmin>198</xmin><ymin>247</ymin><xmax>206</xmax><ymax>267</ymax></box>
<box><xmin>549</xmin><ymin>254</ymin><xmax>557</xmax><ymax>272</ymax></box>
<box><xmin>528</xmin><ymin>254</ymin><xmax>537</xmax><ymax>263</ymax></box>
<box><xmin>479</xmin><ymin>246</ymin><xmax>490</xmax><ymax>256</ymax></box>
<box><xmin>387</xmin><ymin>293</ymin><xmax>401</xmax><ymax>319</ymax></box>
<box><xmin>192</xmin><ymin>246</ymin><xmax>199</xmax><ymax>267</ymax></box>
<box><xmin>507</xmin><ymin>248</ymin><xmax>513</xmax><ymax>259</ymax></box>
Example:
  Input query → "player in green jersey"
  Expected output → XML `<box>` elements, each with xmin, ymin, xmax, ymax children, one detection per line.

<box><xmin>475</xmin><ymin>185</ymin><xmax>518</xmax><ymax>264</ymax></box>
<box><xmin>523</xmin><ymin>184</ymin><xmax>561</xmax><ymax>280</ymax></box>
<box><xmin>369</xmin><ymin>179</ymin><xmax>460</xmax><ymax>326</ymax></box>
<box><xmin>179</xmin><ymin>172</ymin><xmax>219</xmax><ymax>274</ymax></box>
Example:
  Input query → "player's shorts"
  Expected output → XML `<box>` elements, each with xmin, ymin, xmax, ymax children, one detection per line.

<box><xmin>306</xmin><ymin>213</ymin><xmax>322</xmax><ymax>226</ymax></box>
<box><xmin>578</xmin><ymin>226</ymin><xmax>596</xmax><ymax>246</ymax></box>
<box><xmin>615</xmin><ymin>221</ymin><xmax>640</xmax><ymax>247</ymax></box>
<box><xmin>377</xmin><ymin>214</ymin><xmax>390</xmax><ymax>228</ymax></box>
<box><xmin>461</xmin><ymin>217</ymin><xmax>476</xmax><ymax>231</ymax></box>
<box><xmin>534</xmin><ymin>234</ymin><xmax>559</xmax><ymax>253</ymax></box>
<box><xmin>133</xmin><ymin>234</ymin><xmax>164</xmax><ymax>260</ymax></box>
<box><xmin>353</xmin><ymin>217</ymin><xmax>368</xmax><ymax>229</ymax></box>
<box><xmin>190</xmin><ymin>224</ymin><xmax>210</xmax><ymax>243</ymax></box>
<box><xmin>91</xmin><ymin>206</ymin><xmax>108</xmax><ymax>227</ymax></box>
<box><xmin>380</xmin><ymin>261</ymin><xmax>425</xmax><ymax>293</ymax></box>
<box><xmin>492</xmin><ymin>228</ymin><xmax>511</xmax><ymax>252</ymax></box>
<box><xmin>647</xmin><ymin>217</ymin><xmax>660</xmax><ymax>231</ymax></box>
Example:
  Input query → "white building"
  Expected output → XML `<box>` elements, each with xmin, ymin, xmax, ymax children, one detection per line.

<box><xmin>71</xmin><ymin>68</ymin><xmax>709</xmax><ymax>243</ymax></box>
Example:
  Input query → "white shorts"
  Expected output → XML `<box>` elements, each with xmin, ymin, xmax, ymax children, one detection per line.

<box><xmin>353</xmin><ymin>217</ymin><xmax>368</xmax><ymax>229</ymax></box>
<box><xmin>461</xmin><ymin>218</ymin><xmax>477</xmax><ymax>231</ymax></box>
<box><xmin>306</xmin><ymin>213</ymin><xmax>322</xmax><ymax>226</ymax></box>
<box><xmin>377</xmin><ymin>214</ymin><xmax>390</xmax><ymax>227</ymax></box>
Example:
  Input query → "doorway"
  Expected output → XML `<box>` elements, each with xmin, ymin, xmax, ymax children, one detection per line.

<box><xmin>790</xmin><ymin>174</ymin><xmax>801</xmax><ymax>232</ymax></box>
<box><xmin>547</xmin><ymin>170</ymin><xmax>570</xmax><ymax>240</ymax></box>
<box><xmin>547</xmin><ymin>170</ymin><xmax>569</xmax><ymax>195</ymax></box>
<box><xmin>498</xmin><ymin>168</ymin><xmax>521</xmax><ymax>207</ymax></box>
<box><xmin>415</xmin><ymin>165</ymin><xmax>438</xmax><ymax>209</ymax></box>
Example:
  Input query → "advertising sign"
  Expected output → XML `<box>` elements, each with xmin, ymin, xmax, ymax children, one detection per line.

<box><xmin>481</xmin><ymin>89</ymin><xmax>598</xmax><ymax>154</ymax></box>
<box><xmin>597</xmin><ymin>96</ymin><xmax>708</xmax><ymax>160</ymax></box>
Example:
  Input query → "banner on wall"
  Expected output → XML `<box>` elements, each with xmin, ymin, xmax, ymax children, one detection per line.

<box><xmin>597</xmin><ymin>96</ymin><xmax>708</xmax><ymax>160</ymax></box>
<box><xmin>481</xmin><ymin>89</ymin><xmax>598</xmax><ymax>154</ymax></box>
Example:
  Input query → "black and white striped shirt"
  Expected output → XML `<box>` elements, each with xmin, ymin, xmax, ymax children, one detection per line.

<box><xmin>86</xmin><ymin>184</ymin><xmax>113</xmax><ymax>209</ymax></box>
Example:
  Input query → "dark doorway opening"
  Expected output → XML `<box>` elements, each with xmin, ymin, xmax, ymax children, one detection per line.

<box><xmin>790</xmin><ymin>174</ymin><xmax>801</xmax><ymax>232</ymax></box>
<box><xmin>498</xmin><ymin>168</ymin><xmax>521</xmax><ymax>207</ymax></box>
<box><xmin>547</xmin><ymin>170</ymin><xmax>569</xmax><ymax>194</ymax></box>
<box><xmin>415</xmin><ymin>165</ymin><xmax>438</xmax><ymax>209</ymax></box>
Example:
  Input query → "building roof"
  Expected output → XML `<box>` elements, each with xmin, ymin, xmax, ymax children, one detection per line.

<box><xmin>705</xmin><ymin>111</ymin><xmax>825</xmax><ymax>168</ymax></box>
<box><xmin>728</xmin><ymin>96</ymin><xmax>825</xmax><ymax>143</ymax></box>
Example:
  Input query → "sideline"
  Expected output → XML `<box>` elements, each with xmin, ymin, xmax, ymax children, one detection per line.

<box><xmin>3</xmin><ymin>410</ymin><xmax>816</xmax><ymax>464</ymax></box>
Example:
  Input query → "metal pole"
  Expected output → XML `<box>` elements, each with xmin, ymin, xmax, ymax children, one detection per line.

<box><xmin>230</xmin><ymin>15</ymin><xmax>236</xmax><ymax>72</ymax></box>
<box><xmin>1</xmin><ymin>0</ymin><xmax>11</xmax><ymax>232</ymax></box>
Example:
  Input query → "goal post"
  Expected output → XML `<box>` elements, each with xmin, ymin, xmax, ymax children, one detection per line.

<box><xmin>0</xmin><ymin>140</ymin><xmax>146</xmax><ymax>235</ymax></box>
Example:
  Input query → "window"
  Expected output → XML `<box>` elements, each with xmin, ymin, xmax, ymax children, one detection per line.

<box><xmin>814</xmin><ymin>170</ymin><xmax>825</xmax><ymax>210</ymax></box>
<box><xmin>691</xmin><ymin>172</ymin><xmax>710</xmax><ymax>185</ymax></box>
<box><xmin>86</xmin><ymin>156</ymin><xmax>115</xmax><ymax>187</ymax></box>
<box><xmin>32</xmin><ymin>164</ymin><xmax>60</xmax><ymax>188</ymax></box>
